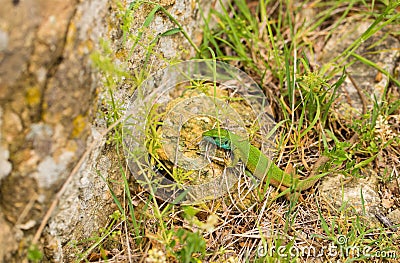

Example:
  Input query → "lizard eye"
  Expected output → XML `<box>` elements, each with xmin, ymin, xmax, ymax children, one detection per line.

<box><xmin>221</xmin><ymin>140</ymin><xmax>231</xmax><ymax>149</ymax></box>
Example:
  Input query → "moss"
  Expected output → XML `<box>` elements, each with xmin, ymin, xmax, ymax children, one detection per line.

<box><xmin>26</xmin><ymin>86</ymin><xmax>41</xmax><ymax>107</ymax></box>
<box><xmin>71</xmin><ymin>114</ymin><xmax>86</xmax><ymax>138</ymax></box>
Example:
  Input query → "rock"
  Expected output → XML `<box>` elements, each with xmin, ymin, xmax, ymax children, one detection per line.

<box><xmin>0</xmin><ymin>146</ymin><xmax>12</xmax><ymax>180</ymax></box>
<box><xmin>388</xmin><ymin>209</ymin><xmax>400</xmax><ymax>225</ymax></box>
<box><xmin>0</xmin><ymin>108</ymin><xmax>12</xmax><ymax>180</ymax></box>
<box><xmin>319</xmin><ymin>171</ymin><xmax>380</xmax><ymax>222</ymax></box>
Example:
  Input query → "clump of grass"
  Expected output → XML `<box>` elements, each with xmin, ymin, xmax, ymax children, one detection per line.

<box><xmin>196</xmin><ymin>0</ymin><xmax>400</xmax><ymax>261</ymax></box>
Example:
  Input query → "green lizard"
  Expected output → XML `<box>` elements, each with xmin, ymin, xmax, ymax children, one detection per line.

<box><xmin>202</xmin><ymin>128</ymin><xmax>329</xmax><ymax>195</ymax></box>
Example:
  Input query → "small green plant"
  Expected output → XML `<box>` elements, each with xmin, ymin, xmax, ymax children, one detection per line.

<box><xmin>27</xmin><ymin>244</ymin><xmax>43</xmax><ymax>262</ymax></box>
<box><xmin>68</xmin><ymin>210</ymin><xmax>128</xmax><ymax>262</ymax></box>
<box><xmin>167</xmin><ymin>228</ymin><xmax>206</xmax><ymax>263</ymax></box>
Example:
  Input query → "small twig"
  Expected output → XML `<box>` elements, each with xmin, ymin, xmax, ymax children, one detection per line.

<box><xmin>16</xmin><ymin>194</ymin><xmax>38</xmax><ymax>227</ymax></box>
<box><xmin>32</xmin><ymin>118</ymin><xmax>124</xmax><ymax>244</ymax></box>
<box><xmin>123</xmin><ymin>161</ymin><xmax>133</xmax><ymax>263</ymax></box>
<box><xmin>308</xmin><ymin>156</ymin><xmax>330</xmax><ymax>180</ymax></box>
<box><xmin>346</xmin><ymin>70</ymin><xmax>367</xmax><ymax>115</ymax></box>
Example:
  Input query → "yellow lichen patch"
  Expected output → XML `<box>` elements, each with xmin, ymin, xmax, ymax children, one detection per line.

<box><xmin>65</xmin><ymin>139</ymin><xmax>78</xmax><ymax>154</ymax></box>
<box><xmin>26</xmin><ymin>86</ymin><xmax>41</xmax><ymax>107</ymax></box>
<box><xmin>66</xmin><ymin>22</ymin><xmax>76</xmax><ymax>48</ymax></box>
<box><xmin>77</xmin><ymin>39</ymin><xmax>94</xmax><ymax>56</ymax></box>
<box><xmin>40</xmin><ymin>101</ymin><xmax>49</xmax><ymax>121</ymax></box>
<box><xmin>71</xmin><ymin>114</ymin><xmax>86</xmax><ymax>138</ymax></box>
<box><xmin>115</xmin><ymin>49</ymin><xmax>128</xmax><ymax>61</ymax></box>
<box><xmin>160</xmin><ymin>0</ymin><xmax>175</xmax><ymax>7</ymax></box>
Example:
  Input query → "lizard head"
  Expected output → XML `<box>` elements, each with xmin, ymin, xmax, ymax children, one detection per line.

<box><xmin>202</xmin><ymin>128</ymin><xmax>232</xmax><ymax>150</ymax></box>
